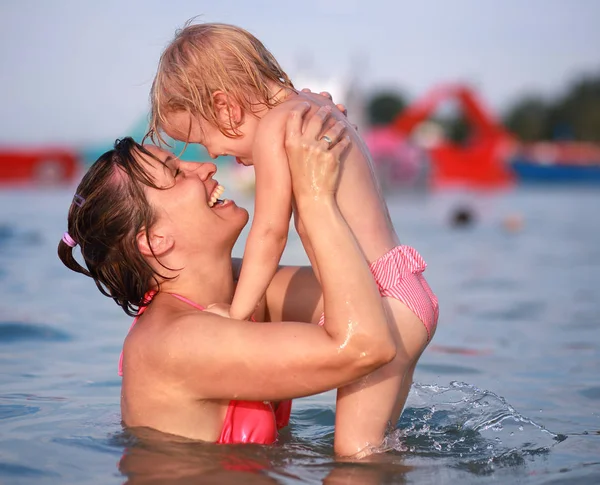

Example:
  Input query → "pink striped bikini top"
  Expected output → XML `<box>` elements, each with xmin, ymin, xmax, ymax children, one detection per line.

<box><xmin>118</xmin><ymin>291</ymin><xmax>291</xmax><ymax>444</ymax></box>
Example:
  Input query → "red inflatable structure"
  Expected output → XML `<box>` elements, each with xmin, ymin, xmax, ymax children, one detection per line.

<box><xmin>393</xmin><ymin>84</ymin><xmax>515</xmax><ymax>190</ymax></box>
<box><xmin>0</xmin><ymin>147</ymin><xmax>79</xmax><ymax>186</ymax></box>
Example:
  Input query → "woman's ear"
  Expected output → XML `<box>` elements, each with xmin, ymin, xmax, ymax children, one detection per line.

<box><xmin>213</xmin><ymin>91</ymin><xmax>243</xmax><ymax>129</ymax></box>
<box><xmin>136</xmin><ymin>229</ymin><xmax>174</xmax><ymax>257</ymax></box>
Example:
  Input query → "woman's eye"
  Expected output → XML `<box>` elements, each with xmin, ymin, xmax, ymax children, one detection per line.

<box><xmin>174</xmin><ymin>168</ymin><xmax>182</xmax><ymax>177</ymax></box>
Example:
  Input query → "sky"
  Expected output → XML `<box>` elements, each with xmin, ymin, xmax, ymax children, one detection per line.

<box><xmin>1</xmin><ymin>0</ymin><xmax>599</xmax><ymax>146</ymax></box>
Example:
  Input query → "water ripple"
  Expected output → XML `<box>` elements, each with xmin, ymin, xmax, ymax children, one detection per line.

<box><xmin>0</xmin><ymin>322</ymin><xmax>71</xmax><ymax>343</ymax></box>
<box><xmin>419</xmin><ymin>364</ymin><xmax>482</xmax><ymax>375</ymax></box>
<box><xmin>0</xmin><ymin>224</ymin><xmax>43</xmax><ymax>249</ymax></box>
<box><xmin>0</xmin><ymin>462</ymin><xmax>59</xmax><ymax>478</ymax></box>
<box><xmin>0</xmin><ymin>393</ymin><xmax>67</xmax><ymax>402</ymax></box>
<box><xmin>477</xmin><ymin>301</ymin><xmax>546</xmax><ymax>321</ymax></box>
<box><xmin>52</xmin><ymin>436</ymin><xmax>124</xmax><ymax>456</ymax></box>
<box><xmin>0</xmin><ymin>404</ymin><xmax>39</xmax><ymax>420</ymax></box>
<box><xmin>579</xmin><ymin>387</ymin><xmax>600</xmax><ymax>400</ymax></box>
<box><xmin>290</xmin><ymin>406</ymin><xmax>336</xmax><ymax>451</ymax></box>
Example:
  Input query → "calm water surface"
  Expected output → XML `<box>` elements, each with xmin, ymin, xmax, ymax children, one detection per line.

<box><xmin>0</xmin><ymin>183</ymin><xmax>598</xmax><ymax>484</ymax></box>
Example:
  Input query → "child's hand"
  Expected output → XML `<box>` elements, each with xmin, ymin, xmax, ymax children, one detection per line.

<box><xmin>205</xmin><ymin>303</ymin><xmax>232</xmax><ymax>318</ymax></box>
<box><xmin>284</xmin><ymin>103</ymin><xmax>352</xmax><ymax>205</ymax></box>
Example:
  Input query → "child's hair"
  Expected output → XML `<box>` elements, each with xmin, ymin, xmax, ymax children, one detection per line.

<box><xmin>148</xmin><ymin>22</ymin><xmax>295</xmax><ymax>144</ymax></box>
<box><xmin>57</xmin><ymin>137</ymin><xmax>172</xmax><ymax>316</ymax></box>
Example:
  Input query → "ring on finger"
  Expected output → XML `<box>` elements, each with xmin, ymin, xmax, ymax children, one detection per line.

<box><xmin>320</xmin><ymin>134</ymin><xmax>333</xmax><ymax>148</ymax></box>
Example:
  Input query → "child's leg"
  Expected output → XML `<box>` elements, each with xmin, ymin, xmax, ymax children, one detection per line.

<box><xmin>333</xmin><ymin>298</ymin><xmax>429</xmax><ymax>458</ymax></box>
<box><xmin>390</xmin><ymin>324</ymin><xmax>435</xmax><ymax>426</ymax></box>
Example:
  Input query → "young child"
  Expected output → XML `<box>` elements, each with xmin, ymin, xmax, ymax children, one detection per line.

<box><xmin>148</xmin><ymin>22</ymin><xmax>439</xmax><ymax>457</ymax></box>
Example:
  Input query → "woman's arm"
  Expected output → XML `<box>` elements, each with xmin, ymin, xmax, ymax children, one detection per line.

<box><xmin>135</xmin><ymin>104</ymin><xmax>395</xmax><ymax>402</ymax></box>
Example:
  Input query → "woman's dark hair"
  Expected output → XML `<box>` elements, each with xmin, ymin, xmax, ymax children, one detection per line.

<box><xmin>57</xmin><ymin>137</ymin><xmax>172</xmax><ymax>316</ymax></box>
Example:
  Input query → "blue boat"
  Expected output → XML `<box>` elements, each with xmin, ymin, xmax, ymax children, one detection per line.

<box><xmin>509</xmin><ymin>142</ymin><xmax>600</xmax><ymax>185</ymax></box>
<box><xmin>511</xmin><ymin>158</ymin><xmax>600</xmax><ymax>184</ymax></box>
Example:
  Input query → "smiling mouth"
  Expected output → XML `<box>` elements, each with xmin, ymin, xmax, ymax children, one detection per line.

<box><xmin>208</xmin><ymin>185</ymin><xmax>225</xmax><ymax>207</ymax></box>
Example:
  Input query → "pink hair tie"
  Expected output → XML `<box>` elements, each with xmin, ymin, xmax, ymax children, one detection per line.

<box><xmin>62</xmin><ymin>232</ymin><xmax>77</xmax><ymax>248</ymax></box>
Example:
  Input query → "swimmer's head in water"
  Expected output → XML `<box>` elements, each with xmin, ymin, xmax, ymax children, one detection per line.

<box><xmin>57</xmin><ymin>138</ymin><xmax>177</xmax><ymax>316</ymax></box>
<box><xmin>148</xmin><ymin>22</ymin><xmax>295</xmax><ymax>146</ymax></box>
<box><xmin>450</xmin><ymin>207</ymin><xmax>476</xmax><ymax>228</ymax></box>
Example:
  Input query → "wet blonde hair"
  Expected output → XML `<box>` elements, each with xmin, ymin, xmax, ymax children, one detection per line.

<box><xmin>149</xmin><ymin>22</ymin><xmax>295</xmax><ymax>144</ymax></box>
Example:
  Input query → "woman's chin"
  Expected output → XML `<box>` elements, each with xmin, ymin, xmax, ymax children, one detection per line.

<box><xmin>228</xmin><ymin>205</ymin><xmax>250</xmax><ymax>237</ymax></box>
<box><xmin>238</xmin><ymin>208</ymin><xmax>250</xmax><ymax>228</ymax></box>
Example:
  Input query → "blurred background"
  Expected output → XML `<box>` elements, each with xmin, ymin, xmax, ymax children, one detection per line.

<box><xmin>1</xmin><ymin>1</ymin><xmax>599</xmax><ymax>484</ymax></box>
<box><xmin>1</xmin><ymin>0</ymin><xmax>599</xmax><ymax>193</ymax></box>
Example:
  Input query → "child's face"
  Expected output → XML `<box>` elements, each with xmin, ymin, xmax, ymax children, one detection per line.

<box><xmin>162</xmin><ymin>111</ymin><xmax>256</xmax><ymax>166</ymax></box>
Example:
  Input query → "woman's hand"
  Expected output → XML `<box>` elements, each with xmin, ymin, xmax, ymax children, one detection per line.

<box><xmin>284</xmin><ymin>103</ymin><xmax>352</xmax><ymax>206</ymax></box>
<box><xmin>301</xmin><ymin>88</ymin><xmax>347</xmax><ymax>116</ymax></box>
<box><xmin>300</xmin><ymin>88</ymin><xmax>358</xmax><ymax>131</ymax></box>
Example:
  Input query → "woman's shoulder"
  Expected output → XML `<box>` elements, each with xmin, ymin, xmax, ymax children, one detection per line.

<box><xmin>123</xmin><ymin>304</ymin><xmax>208</xmax><ymax>359</ymax></box>
<box><xmin>124</xmin><ymin>307</ymin><xmax>224</xmax><ymax>387</ymax></box>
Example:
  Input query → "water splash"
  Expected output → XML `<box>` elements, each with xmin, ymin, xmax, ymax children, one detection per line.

<box><xmin>377</xmin><ymin>382</ymin><xmax>566</xmax><ymax>474</ymax></box>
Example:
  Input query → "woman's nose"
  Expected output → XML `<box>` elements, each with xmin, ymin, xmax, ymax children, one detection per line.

<box><xmin>181</xmin><ymin>161</ymin><xmax>217</xmax><ymax>180</ymax></box>
<box><xmin>197</xmin><ymin>161</ymin><xmax>217</xmax><ymax>180</ymax></box>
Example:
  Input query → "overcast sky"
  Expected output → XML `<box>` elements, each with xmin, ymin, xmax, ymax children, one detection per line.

<box><xmin>1</xmin><ymin>0</ymin><xmax>599</xmax><ymax>145</ymax></box>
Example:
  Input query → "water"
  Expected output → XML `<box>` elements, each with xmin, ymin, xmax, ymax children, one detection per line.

<box><xmin>0</xmin><ymin>184</ymin><xmax>599</xmax><ymax>484</ymax></box>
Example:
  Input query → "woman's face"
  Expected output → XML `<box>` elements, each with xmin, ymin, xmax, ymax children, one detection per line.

<box><xmin>134</xmin><ymin>145</ymin><xmax>249</xmax><ymax>251</ymax></box>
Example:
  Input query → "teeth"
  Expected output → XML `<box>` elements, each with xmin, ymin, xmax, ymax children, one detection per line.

<box><xmin>208</xmin><ymin>185</ymin><xmax>225</xmax><ymax>207</ymax></box>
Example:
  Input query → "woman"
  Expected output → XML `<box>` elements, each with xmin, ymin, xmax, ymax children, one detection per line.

<box><xmin>58</xmin><ymin>104</ymin><xmax>396</xmax><ymax>444</ymax></box>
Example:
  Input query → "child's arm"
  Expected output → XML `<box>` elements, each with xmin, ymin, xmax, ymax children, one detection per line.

<box><xmin>229</xmin><ymin>111</ymin><xmax>292</xmax><ymax>320</ymax></box>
